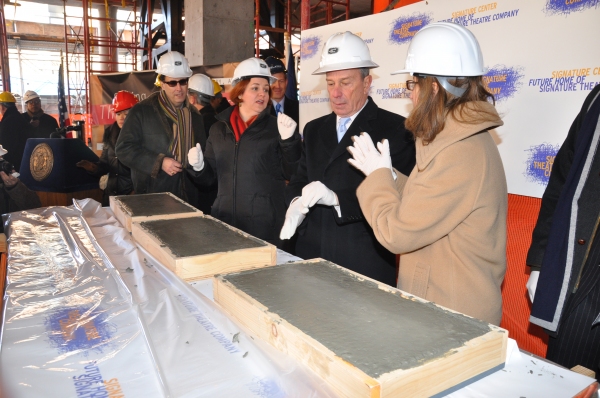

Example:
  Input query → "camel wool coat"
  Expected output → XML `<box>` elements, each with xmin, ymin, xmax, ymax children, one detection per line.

<box><xmin>357</xmin><ymin>101</ymin><xmax>507</xmax><ymax>325</ymax></box>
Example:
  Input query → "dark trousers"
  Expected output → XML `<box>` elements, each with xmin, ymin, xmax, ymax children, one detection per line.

<box><xmin>547</xmin><ymin>237</ymin><xmax>600</xmax><ymax>381</ymax></box>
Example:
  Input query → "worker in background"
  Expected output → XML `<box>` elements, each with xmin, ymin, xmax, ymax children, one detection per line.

<box><xmin>347</xmin><ymin>23</ymin><xmax>507</xmax><ymax>325</ymax></box>
<box><xmin>0</xmin><ymin>92</ymin><xmax>32</xmax><ymax>172</ymax></box>
<box><xmin>211</xmin><ymin>80</ymin><xmax>232</xmax><ymax>115</ymax></box>
<box><xmin>116</xmin><ymin>51</ymin><xmax>206</xmax><ymax>208</ymax></box>
<box><xmin>187</xmin><ymin>74</ymin><xmax>218</xmax><ymax>214</ymax></box>
<box><xmin>527</xmin><ymin>83</ymin><xmax>600</xmax><ymax>379</ymax></box>
<box><xmin>77</xmin><ymin>90</ymin><xmax>137</xmax><ymax>206</ymax></box>
<box><xmin>0</xmin><ymin>145</ymin><xmax>41</xmax><ymax>233</ymax></box>
<box><xmin>188</xmin><ymin>74</ymin><xmax>218</xmax><ymax>137</ymax></box>
<box><xmin>186</xmin><ymin>57</ymin><xmax>301</xmax><ymax>247</ymax></box>
<box><xmin>21</xmin><ymin>90</ymin><xmax>59</xmax><ymax>139</ymax></box>
<box><xmin>280</xmin><ymin>32</ymin><xmax>416</xmax><ymax>286</ymax></box>
<box><xmin>265</xmin><ymin>56</ymin><xmax>299</xmax><ymax>124</ymax></box>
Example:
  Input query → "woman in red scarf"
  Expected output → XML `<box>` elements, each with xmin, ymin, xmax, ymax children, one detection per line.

<box><xmin>186</xmin><ymin>58</ymin><xmax>301</xmax><ymax>247</ymax></box>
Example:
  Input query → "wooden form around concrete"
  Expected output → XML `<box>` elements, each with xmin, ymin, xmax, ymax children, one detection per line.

<box><xmin>110</xmin><ymin>192</ymin><xmax>202</xmax><ymax>232</ymax></box>
<box><xmin>213</xmin><ymin>259</ymin><xmax>508</xmax><ymax>398</ymax></box>
<box><xmin>132</xmin><ymin>215</ymin><xmax>276</xmax><ymax>281</ymax></box>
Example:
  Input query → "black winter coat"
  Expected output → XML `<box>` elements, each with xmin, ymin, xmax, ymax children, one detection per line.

<box><xmin>116</xmin><ymin>92</ymin><xmax>206</xmax><ymax>207</ymax></box>
<box><xmin>286</xmin><ymin>98</ymin><xmax>416</xmax><ymax>286</ymax></box>
<box><xmin>0</xmin><ymin>106</ymin><xmax>33</xmax><ymax>172</ymax></box>
<box><xmin>21</xmin><ymin>112</ymin><xmax>59</xmax><ymax>139</ymax></box>
<box><xmin>87</xmin><ymin>123</ymin><xmax>134</xmax><ymax>206</ymax></box>
<box><xmin>0</xmin><ymin>181</ymin><xmax>42</xmax><ymax>233</ymax></box>
<box><xmin>187</xmin><ymin>106</ymin><xmax>302</xmax><ymax>246</ymax></box>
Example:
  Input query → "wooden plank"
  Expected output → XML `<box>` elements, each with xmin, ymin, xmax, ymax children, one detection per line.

<box><xmin>132</xmin><ymin>215</ymin><xmax>276</xmax><ymax>281</ymax></box>
<box><xmin>110</xmin><ymin>192</ymin><xmax>202</xmax><ymax>232</ymax></box>
<box><xmin>36</xmin><ymin>189</ymin><xmax>104</xmax><ymax>207</ymax></box>
<box><xmin>213</xmin><ymin>259</ymin><xmax>507</xmax><ymax>398</ymax></box>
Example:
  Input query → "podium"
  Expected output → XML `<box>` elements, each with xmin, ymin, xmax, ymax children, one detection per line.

<box><xmin>19</xmin><ymin>139</ymin><xmax>103</xmax><ymax>207</ymax></box>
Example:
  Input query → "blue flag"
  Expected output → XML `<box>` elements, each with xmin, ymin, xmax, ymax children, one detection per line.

<box><xmin>285</xmin><ymin>40</ymin><xmax>297</xmax><ymax>100</ymax></box>
<box><xmin>58</xmin><ymin>59</ymin><xmax>70</xmax><ymax>128</ymax></box>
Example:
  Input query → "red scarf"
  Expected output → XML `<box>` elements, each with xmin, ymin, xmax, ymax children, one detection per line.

<box><xmin>230</xmin><ymin>106</ymin><xmax>258</xmax><ymax>142</ymax></box>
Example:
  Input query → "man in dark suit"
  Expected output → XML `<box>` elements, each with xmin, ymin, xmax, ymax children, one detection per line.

<box><xmin>265</xmin><ymin>57</ymin><xmax>299</xmax><ymax>124</ymax></box>
<box><xmin>527</xmin><ymin>84</ymin><xmax>600</xmax><ymax>379</ymax></box>
<box><xmin>280</xmin><ymin>32</ymin><xmax>415</xmax><ymax>286</ymax></box>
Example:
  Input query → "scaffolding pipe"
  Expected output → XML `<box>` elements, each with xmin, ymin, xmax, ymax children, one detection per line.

<box><xmin>301</xmin><ymin>0</ymin><xmax>310</xmax><ymax>30</ymax></box>
<box><xmin>0</xmin><ymin>0</ymin><xmax>11</xmax><ymax>92</ymax></box>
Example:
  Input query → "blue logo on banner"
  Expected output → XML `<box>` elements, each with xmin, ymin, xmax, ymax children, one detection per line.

<box><xmin>389</xmin><ymin>13</ymin><xmax>433</xmax><ymax>45</ymax></box>
<box><xmin>45</xmin><ymin>306</ymin><xmax>116</xmax><ymax>355</ymax></box>
<box><xmin>483</xmin><ymin>65</ymin><xmax>525</xmax><ymax>101</ymax></box>
<box><xmin>301</xmin><ymin>36</ymin><xmax>321</xmax><ymax>60</ymax></box>
<box><xmin>247</xmin><ymin>377</ymin><xmax>285</xmax><ymax>398</ymax></box>
<box><xmin>545</xmin><ymin>0</ymin><xmax>599</xmax><ymax>15</ymax></box>
<box><xmin>524</xmin><ymin>143</ymin><xmax>560</xmax><ymax>185</ymax></box>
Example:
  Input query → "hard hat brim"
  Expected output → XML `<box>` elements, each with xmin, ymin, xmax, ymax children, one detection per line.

<box><xmin>390</xmin><ymin>67</ymin><xmax>489</xmax><ymax>76</ymax></box>
<box><xmin>312</xmin><ymin>61</ymin><xmax>379</xmax><ymax>75</ymax></box>
<box><xmin>231</xmin><ymin>75</ymin><xmax>278</xmax><ymax>87</ymax></box>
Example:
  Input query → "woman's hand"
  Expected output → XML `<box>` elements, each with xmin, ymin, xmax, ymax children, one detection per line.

<box><xmin>187</xmin><ymin>143</ymin><xmax>204</xmax><ymax>171</ymax></box>
<box><xmin>277</xmin><ymin>113</ymin><xmax>297</xmax><ymax>140</ymax></box>
<box><xmin>347</xmin><ymin>132</ymin><xmax>392</xmax><ymax>177</ymax></box>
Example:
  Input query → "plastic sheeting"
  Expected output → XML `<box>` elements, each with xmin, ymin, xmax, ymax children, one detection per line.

<box><xmin>0</xmin><ymin>200</ymin><xmax>335</xmax><ymax>398</ymax></box>
<box><xmin>0</xmin><ymin>200</ymin><xmax>595</xmax><ymax>397</ymax></box>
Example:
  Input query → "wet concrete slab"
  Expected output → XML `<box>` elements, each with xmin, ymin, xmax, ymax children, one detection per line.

<box><xmin>140</xmin><ymin>217</ymin><xmax>266</xmax><ymax>258</ymax></box>
<box><xmin>118</xmin><ymin>193</ymin><xmax>197</xmax><ymax>217</ymax></box>
<box><xmin>222</xmin><ymin>260</ymin><xmax>493</xmax><ymax>378</ymax></box>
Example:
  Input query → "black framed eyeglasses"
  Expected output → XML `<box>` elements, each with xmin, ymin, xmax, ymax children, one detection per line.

<box><xmin>163</xmin><ymin>78</ymin><xmax>189</xmax><ymax>87</ymax></box>
<box><xmin>406</xmin><ymin>80</ymin><xmax>416</xmax><ymax>91</ymax></box>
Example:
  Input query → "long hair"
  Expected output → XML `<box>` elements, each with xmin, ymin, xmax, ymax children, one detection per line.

<box><xmin>229</xmin><ymin>77</ymin><xmax>272</xmax><ymax>106</ymax></box>
<box><xmin>405</xmin><ymin>76</ymin><xmax>497</xmax><ymax>145</ymax></box>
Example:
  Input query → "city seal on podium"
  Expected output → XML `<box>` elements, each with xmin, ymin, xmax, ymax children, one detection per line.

<box><xmin>30</xmin><ymin>143</ymin><xmax>54</xmax><ymax>181</ymax></box>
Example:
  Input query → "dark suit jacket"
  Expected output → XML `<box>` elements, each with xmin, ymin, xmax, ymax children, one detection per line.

<box><xmin>270</xmin><ymin>96</ymin><xmax>300</xmax><ymax>124</ymax></box>
<box><xmin>286</xmin><ymin>97</ymin><xmax>416</xmax><ymax>285</ymax></box>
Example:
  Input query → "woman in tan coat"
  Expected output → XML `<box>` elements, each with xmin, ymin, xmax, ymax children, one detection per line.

<box><xmin>347</xmin><ymin>22</ymin><xmax>507</xmax><ymax>325</ymax></box>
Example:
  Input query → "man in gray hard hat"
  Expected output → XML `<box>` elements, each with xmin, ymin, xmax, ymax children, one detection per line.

<box><xmin>280</xmin><ymin>31</ymin><xmax>416</xmax><ymax>286</ymax></box>
<box><xmin>187</xmin><ymin>73</ymin><xmax>218</xmax><ymax>137</ymax></box>
<box><xmin>21</xmin><ymin>90</ymin><xmax>59</xmax><ymax>139</ymax></box>
<box><xmin>116</xmin><ymin>51</ymin><xmax>206</xmax><ymax>207</ymax></box>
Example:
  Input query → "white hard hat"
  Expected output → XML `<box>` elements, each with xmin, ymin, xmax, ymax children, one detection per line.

<box><xmin>391</xmin><ymin>22</ymin><xmax>487</xmax><ymax>77</ymax></box>
<box><xmin>231</xmin><ymin>58</ymin><xmax>277</xmax><ymax>87</ymax></box>
<box><xmin>0</xmin><ymin>145</ymin><xmax>6</xmax><ymax>156</ymax></box>
<box><xmin>156</xmin><ymin>51</ymin><xmax>193</xmax><ymax>79</ymax></box>
<box><xmin>312</xmin><ymin>31</ymin><xmax>379</xmax><ymax>75</ymax></box>
<box><xmin>23</xmin><ymin>90</ymin><xmax>40</xmax><ymax>103</ymax></box>
<box><xmin>188</xmin><ymin>74</ymin><xmax>215</xmax><ymax>97</ymax></box>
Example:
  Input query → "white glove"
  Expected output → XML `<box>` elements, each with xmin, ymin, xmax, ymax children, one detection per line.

<box><xmin>300</xmin><ymin>181</ymin><xmax>338</xmax><ymax>209</ymax></box>
<box><xmin>527</xmin><ymin>271</ymin><xmax>540</xmax><ymax>303</ymax></box>
<box><xmin>347</xmin><ymin>133</ymin><xmax>393</xmax><ymax>177</ymax></box>
<box><xmin>277</xmin><ymin>112</ymin><xmax>297</xmax><ymax>140</ymax></box>
<box><xmin>280</xmin><ymin>198</ymin><xmax>309</xmax><ymax>240</ymax></box>
<box><xmin>187</xmin><ymin>143</ymin><xmax>204</xmax><ymax>171</ymax></box>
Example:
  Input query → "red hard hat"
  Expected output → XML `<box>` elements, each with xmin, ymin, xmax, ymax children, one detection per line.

<box><xmin>112</xmin><ymin>91</ymin><xmax>138</xmax><ymax>113</ymax></box>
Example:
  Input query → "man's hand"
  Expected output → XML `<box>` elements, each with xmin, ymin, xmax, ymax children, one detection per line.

<box><xmin>527</xmin><ymin>271</ymin><xmax>540</xmax><ymax>303</ymax></box>
<box><xmin>277</xmin><ymin>113</ymin><xmax>297</xmax><ymax>140</ymax></box>
<box><xmin>300</xmin><ymin>181</ymin><xmax>338</xmax><ymax>208</ymax></box>
<box><xmin>76</xmin><ymin>160</ymin><xmax>99</xmax><ymax>173</ymax></box>
<box><xmin>162</xmin><ymin>157</ymin><xmax>183</xmax><ymax>176</ymax></box>
<box><xmin>0</xmin><ymin>171</ymin><xmax>18</xmax><ymax>188</ymax></box>
<box><xmin>280</xmin><ymin>198</ymin><xmax>309</xmax><ymax>240</ymax></box>
<box><xmin>187</xmin><ymin>143</ymin><xmax>204</xmax><ymax>171</ymax></box>
<box><xmin>347</xmin><ymin>132</ymin><xmax>392</xmax><ymax>177</ymax></box>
